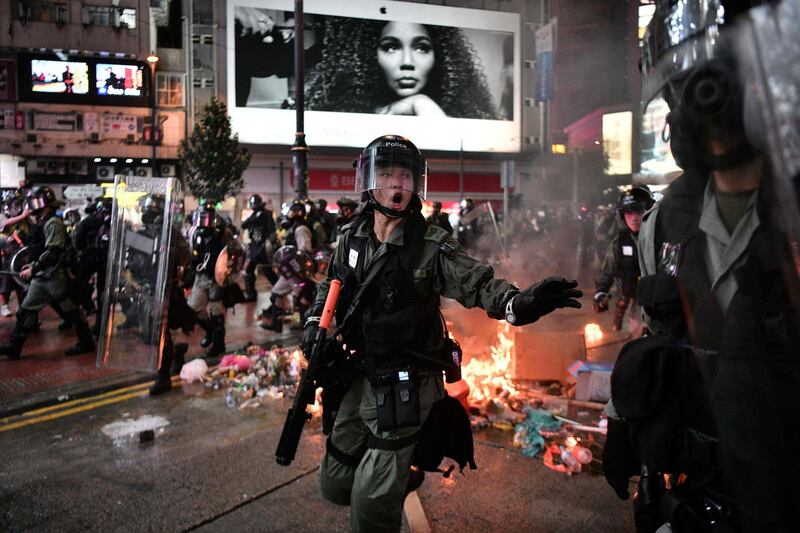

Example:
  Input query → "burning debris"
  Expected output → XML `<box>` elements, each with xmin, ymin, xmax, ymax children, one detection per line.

<box><xmin>458</xmin><ymin>321</ymin><xmax>608</xmax><ymax>476</ymax></box>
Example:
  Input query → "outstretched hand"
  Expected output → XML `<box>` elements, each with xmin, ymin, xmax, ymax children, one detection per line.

<box><xmin>510</xmin><ymin>277</ymin><xmax>582</xmax><ymax>326</ymax></box>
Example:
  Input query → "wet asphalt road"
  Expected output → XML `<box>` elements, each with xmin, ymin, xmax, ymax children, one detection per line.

<box><xmin>0</xmin><ymin>294</ymin><xmax>636</xmax><ymax>532</ymax></box>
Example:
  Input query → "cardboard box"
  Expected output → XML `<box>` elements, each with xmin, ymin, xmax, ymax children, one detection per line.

<box><xmin>511</xmin><ymin>331</ymin><xmax>586</xmax><ymax>381</ymax></box>
<box><xmin>575</xmin><ymin>370</ymin><xmax>612</xmax><ymax>402</ymax></box>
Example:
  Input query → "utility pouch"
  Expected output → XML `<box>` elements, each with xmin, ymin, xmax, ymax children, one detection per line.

<box><xmin>442</xmin><ymin>337</ymin><xmax>463</xmax><ymax>384</ymax></box>
<box><xmin>373</xmin><ymin>369</ymin><xmax>420</xmax><ymax>431</ymax></box>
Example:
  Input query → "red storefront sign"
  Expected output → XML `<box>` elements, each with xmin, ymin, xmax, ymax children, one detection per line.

<box><xmin>297</xmin><ymin>169</ymin><xmax>508</xmax><ymax>193</ymax></box>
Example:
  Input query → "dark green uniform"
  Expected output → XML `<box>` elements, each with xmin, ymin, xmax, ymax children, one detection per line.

<box><xmin>1</xmin><ymin>212</ymin><xmax>94</xmax><ymax>359</ymax></box>
<box><xmin>314</xmin><ymin>212</ymin><xmax>516</xmax><ymax>532</ymax></box>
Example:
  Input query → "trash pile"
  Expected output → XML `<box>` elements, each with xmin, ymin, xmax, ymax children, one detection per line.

<box><xmin>459</xmin><ymin>322</ymin><xmax>608</xmax><ymax>475</ymax></box>
<box><xmin>194</xmin><ymin>344</ymin><xmax>309</xmax><ymax>410</ymax></box>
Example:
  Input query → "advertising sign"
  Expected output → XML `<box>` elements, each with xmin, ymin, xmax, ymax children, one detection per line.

<box><xmin>639</xmin><ymin>97</ymin><xmax>681</xmax><ymax>181</ymax></box>
<box><xmin>31</xmin><ymin>60</ymin><xmax>90</xmax><ymax>95</ymax></box>
<box><xmin>534</xmin><ymin>20</ymin><xmax>555</xmax><ymax>102</ymax></box>
<box><xmin>602</xmin><ymin>111</ymin><xmax>632</xmax><ymax>175</ymax></box>
<box><xmin>96</xmin><ymin>63</ymin><xmax>145</xmax><ymax>97</ymax></box>
<box><xmin>228</xmin><ymin>0</ymin><xmax>521</xmax><ymax>152</ymax></box>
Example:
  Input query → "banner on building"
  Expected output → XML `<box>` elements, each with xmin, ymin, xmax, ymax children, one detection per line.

<box><xmin>534</xmin><ymin>19</ymin><xmax>555</xmax><ymax>102</ymax></box>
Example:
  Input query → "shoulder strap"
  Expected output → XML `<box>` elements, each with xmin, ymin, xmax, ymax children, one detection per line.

<box><xmin>333</xmin><ymin>252</ymin><xmax>390</xmax><ymax>337</ymax></box>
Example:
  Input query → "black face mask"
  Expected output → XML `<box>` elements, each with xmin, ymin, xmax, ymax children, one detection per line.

<box><xmin>141</xmin><ymin>210</ymin><xmax>162</xmax><ymax>226</ymax></box>
<box><xmin>665</xmin><ymin>58</ymin><xmax>759</xmax><ymax>171</ymax></box>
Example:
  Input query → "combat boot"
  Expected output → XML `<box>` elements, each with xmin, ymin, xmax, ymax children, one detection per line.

<box><xmin>149</xmin><ymin>372</ymin><xmax>172</xmax><ymax>395</ymax></box>
<box><xmin>65</xmin><ymin>311</ymin><xmax>96</xmax><ymax>356</ymax></box>
<box><xmin>0</xmin><ymin>332</ymin><xmax>26</xmax><ymax>360</ymax></box>
<box><xmin>243</xmin><ymin>273</ymin><xmax>258</xmax><ymax>302</ymax></box>
<box><xmin>170</xmin><ymin>343</ymin><xmax>189</xmax><ymax>375</ymax></box>
<box><xmin>198</xmin><ymin>319</ymin><xmax>212</xmax><ymax>348</ymax></box>
<box><xmin>205</xmin><ymin>315</ymin><xmax>226</xmax><ymax>364</ymax></box>
<box><xmin>0</xmin><ymin>310</ymin><xmax>33</xmax><ymax>359</ymax></box>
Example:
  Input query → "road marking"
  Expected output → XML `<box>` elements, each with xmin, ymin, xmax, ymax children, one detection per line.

<box><xmin>0</xmin><ymin>375</ymin><xmax>183</xmax><ymax>432</ymax></box>
<box><xmin>0</xmin><ymin>389</ymin><xmax>150</xmax><ymax>432</ymax></box>
<box><xmin>404</xmin><ymin>491</ymin><xmax>432</xmax><ymax>533</ymax></box>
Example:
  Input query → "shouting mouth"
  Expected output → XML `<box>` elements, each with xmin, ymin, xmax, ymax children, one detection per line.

<box><xmin>391</xmin><ymin>192</ymin><xmax>404</xmax><ymax>206</ymax></box>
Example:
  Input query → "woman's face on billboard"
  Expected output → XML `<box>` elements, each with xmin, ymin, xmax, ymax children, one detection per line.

<box><xmin>377</xmin><ymin>22</ymin><xmax>435</xmax><ymax>98</ymax></box>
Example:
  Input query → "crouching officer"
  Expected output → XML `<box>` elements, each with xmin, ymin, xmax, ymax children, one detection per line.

<box><xmin>594</xmin><ymin>185</ymin><xmax>654</xmax><ymax>334</ymax></box>
<box><xmin>0</xmin><ymin>186</ymin><xmax>95</xmax><ymax>359</ymax></box>
<box><xmin>305</xmin><ymin>135</ymin><xmax>583</xmax><ymax>532</ymax></box>
<box><xmin>241</xmin><ymin>194</ymin><xmax>278</xmax><ymax>301</ymax></box>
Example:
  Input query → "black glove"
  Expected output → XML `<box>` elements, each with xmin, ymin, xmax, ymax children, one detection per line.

<box><xmin>593</xmin><ymin>291</ymin><xmax>610</xmax><ymax>312</ymax></box>
<box><xmin>301</xmin><ymin>316</ymin><xmax>319</xmax><ymax>357</ymax></box>
<box><xmin>602</xmin><ymin>418</ymin><xmax>639</xmax><ymax>501</ymax></box>
<box><xmin>508</xmin><ymin>277</ymin><xmax>582</xmax><ymax>326</ymax></box>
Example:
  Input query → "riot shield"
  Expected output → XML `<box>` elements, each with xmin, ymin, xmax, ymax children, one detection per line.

<box><xmin>96</xmin><ymin>175</ymin><xmax>182</xmax><ymax>371</ymax></box>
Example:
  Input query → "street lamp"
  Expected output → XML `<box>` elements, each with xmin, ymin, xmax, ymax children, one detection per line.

<box><xmin>147</xmin><ymin>52</ymin><xmax>159</xmax><ymax>175</ymax></box>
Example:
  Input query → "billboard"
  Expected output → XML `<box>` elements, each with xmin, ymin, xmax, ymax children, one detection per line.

<box><xmin>30</xmin><ymin>60</ymin><xmax>90</xmax><ymax>95</ymax></box>
<box><xmin>639</xmin><ymin>97</ymin><xmax>681</xmax><ymax>181</ymax></box>
<box><xmin>602</xmin><ymin>111</ymin><xmax>632</xmax><ymax>175</ymax></box>
<box><xmin>96</xmin><ymin>63</ymin><xmax>145</xmax><ymax>97</ymax></box>
<box><xmin>228</xmin><ymin>0</ymin><xmax>520</xmax><ymax>152</ymax></box>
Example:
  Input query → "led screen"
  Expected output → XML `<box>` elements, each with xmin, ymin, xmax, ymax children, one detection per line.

<box><xmin>639</xmin><ymin>97</ymin><xmax>681</xmax><ymax>181</ymax></box>
<box><xmin>227</xmin><ymin>0</ymin><xmax>521</xmax><ymax>152</ymax></box>
<box><xmin>30</xmin><ymin>60</ymin><xmax>89</xmax><ymax>95</ymax></box>
<box><xmin>96</xmin><ymin>63</ymin><xmax>145</xmax><ymax>97</ymax></box>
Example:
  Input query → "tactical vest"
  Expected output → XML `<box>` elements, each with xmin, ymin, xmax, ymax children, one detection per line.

<box><xmin>192</xmin><ymin>227</ymin><xmax>225</xmax><ymax>272</ymax></box>
<box><xmin>336</xmin><ymin>214</ymin><xmax>445</xmax><ymax>367</ymax></box>
<box><xmin>284</xmin><ymin>219</ymin><xmax>316</xmax><ymax>250</ymax></box>
<box><xmin>614</xmin><ymin>230</ymin><xmax>640</xmax><ymax>298</ymax></box>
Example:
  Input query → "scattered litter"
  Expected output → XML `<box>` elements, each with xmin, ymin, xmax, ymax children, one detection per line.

<box><xmin>513</xmin><ymin>407</ymin><xmax>563</xmax><ymax>457</ymax></box>
<box><xmin>205</xmin><ymin>344</ymin><xmax>305</xmax><ymax>410</ymax></box>
<box><xmin>101</xmin><ymin>415</ymin><xmax>170</xmax><ymax>445</ymax></box>
<box><xmin>57</xmin><ymin>395</ymin><xmax>69</xmax><ymax>402</ymax></box>
<box><xmin>180</xmin><ymin>359</ymin><xmax>209</xmax><ymax>383</ymax></box>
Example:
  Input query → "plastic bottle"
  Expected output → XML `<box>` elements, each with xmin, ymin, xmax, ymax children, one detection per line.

<box><xmin>225</xmin><ymin>390</ymin><xmax>236</xmax><ymax>409</ymax></box>
<box><xmin>559</xmin><ymin>445</ymin><xmax>581</xmax><ymax>473</ymax></box>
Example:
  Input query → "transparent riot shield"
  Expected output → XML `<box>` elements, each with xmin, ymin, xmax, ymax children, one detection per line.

<box><xmin>96</xmin><ymin>175</ymin><xmax>182</xmax><ymax>371</ymax></box>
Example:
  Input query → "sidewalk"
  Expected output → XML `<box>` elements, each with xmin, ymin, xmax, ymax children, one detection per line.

<box><xmin>0</xmin><ymin>288</ymin><xmax>299</xmax><ymax>417</ymax></box>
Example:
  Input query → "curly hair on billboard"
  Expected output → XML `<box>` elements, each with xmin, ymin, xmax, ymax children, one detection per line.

<box><xmin>306</xmin><ymin>17</ymin><xmax>498</xmax><ymax>119</ymax></box>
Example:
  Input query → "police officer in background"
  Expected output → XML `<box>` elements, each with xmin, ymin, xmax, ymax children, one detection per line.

<box><xmin>0</xmin><ymin>189</ymin><xmax>29</xmax><ymax>317</ymax></box>
<box><xmin>280</xmin><ymin>199</ymin><xmax>315</xmax><ymax>254</ymax></box>
<box><xmin>456</xmin><ymin>197</ymin><xmax>481</xmax><ymax>250</ymax></box>
<box><xmin>241</xmin><ymin>194</ymin><xmax>278</xmax><ymax>301</ymax></box>
<box><xmin>188</xmin><ymin>201</ymin><xmax>241</xmax><ymax>361</ymax></box>
<box><xmin>137</xmin><ymin>195</ymin><xmax>194</xmax><ymax>395</ymax></box>
<box><xmin>594</xmin><ymin>186</ymin><xmax>654</xmax><ymax>334</ymax></box>
<box><xmin>603</xmin><ymin>1</ymin><xmax>800</xmax><ymax>530</ymax></box>
<box><xmin>307</xmin><ymin>135</ymin><xmax>582</xmax><ymax>532</ymax></box>
<box><xmin>425</xmin><ymin>201</ymin><xmax>453</xmax><ymax>235</ymax></box>
<box><xmin>0</xmin><ymin>186</ymin><xmax>95</xmax><ymax>359</ymax></box>
<box><xmin>72</xmin><ymin>196</ymin><xmax>111</xmax><ymax>317</ymax></box>
<box><xmin>316</xmin><ymin>198</ymin><xmax>338</xmax><ymax>244</ymax></box>
<box><xmin>333</xmin><ymin>196</ymin><xmax>359</xmax><ymax>242</ymax></box>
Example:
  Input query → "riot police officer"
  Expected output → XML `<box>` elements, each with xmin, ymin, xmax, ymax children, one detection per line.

<box><xmin>425</xmin><ymin>201</ymin><xmax>453</xmax><ymax>235</ymax></box>
<box><xmin>72</xmin><ymin>196</ymin><xmax>110</xmax><ymax>316</ymax></box>
<box><xmin>241</xmin><ymin>194</ymin><xmax>278</xmax><ymax>301</ymax></box>
<box><xmin>593</xmin><ymin>186</ymin><xmax>654</xmax><ymax>333</ymax></box>
<box><xmin>603</xmin><ymin>2</ymin><xmax>800</xmax><ymax>530</ymax></box>
<box><xmin>307</xmin><ymin>135</ymin><xmax>582</xmax><ymax>532</ymax></box>
<box><xmin>135</xmin><ymin>194</ymin><xmax>194</xmax><ymax>395</ymax></box>
<box><xmin>188</xmin><ymin>200</ymin><xmax>241</xmax><ymax>361</ymax></box>
<box><xmin>456</xmin><ymin>197</ymin><xmax>481</xmax><ymax>249</ymax></box>
<box><xmin>333</xmin><ymin>196</ymin><xmax>359</xmax><ymax>242</ymax></box>
<box><xmin>0</xmin><ymin>186</ymin><xmax>95</xmax><ymax>359</ymax></box>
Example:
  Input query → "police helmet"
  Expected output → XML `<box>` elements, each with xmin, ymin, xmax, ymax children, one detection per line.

<box><xmin>139</xmin><ymin>194</ymin><xmax>166</xmax><ymax>226</ymax></box>
<box><xmin>287</xmin><ymin>199</ymin><xmax>307</xmax><ymax>221</ymax></box>
<box><xmin>641</xmin><ymin>0</ymin><xmax>761</xmax><ymax>171</ymax></box>
<box><xmin>196</xmin><ymin>199</ymin><xmax>216</xmax><ymax>229</ymax></box>
<box><xmin>617</xmin><ymin>186</ymin><xmax>654</xmax><ymax>213</ymax></box>
<box><xmin>25</xmin><ymin>185</ymin><xmax>58</xmax><ymax>213</ymax></box>
<box><xmin>432</xmin><ymin>201</ymin><xmax>443</xmax><ymax>211</ymax></box>
<box><xmin>249</xmin><ymin>194</ymin><xmax>264</xmax><ymax>210</ymax></box>
<box><xmin>354</xmin><ymin>135</ymin><xmax>427</xmax><ymax>217</ymax></box>
<box><xmin>273</xmin><ymin>245</ymin><xmax>313</xmax><ymax>281</ymax></box>
<box><xmin>460</xmin><ymin>198</ymin><xmax>474</xmax><ymax>212</ymax></box>
<box><xmin>316</xmin><ymin>198</ymin><xmax>328</xmax><ymax>212</ymax></box>
<box><xmin>63</xmin><ymin>209</ymin><xmax>81</xmax><ymax>227</ymax></box>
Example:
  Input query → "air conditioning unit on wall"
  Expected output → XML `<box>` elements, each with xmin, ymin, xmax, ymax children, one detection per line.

<box><xmin>69</xmin><ymin>159</ymin><xmax>88</xmax><ymax>175</ymax></box>
<box><xmin>159</xmin><ymin>164</ymin><xmax>176</xmax><ymax>176</ymax></box>
<box><xmin>26</xmin><ymin>159</ymin><xmax>47</xmax><ymax>173</ymax></box>
<box><xmin>135</xmin><ymin>167</ymin><xmax>153</xmax><ymax>177</ymax></box>
<box><xmin>96</xmin><ymin>166</ymin><xmax>116</xmax><ymax>181</ymax></box>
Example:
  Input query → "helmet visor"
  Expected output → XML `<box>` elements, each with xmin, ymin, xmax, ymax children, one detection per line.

<box><xmin>197</xmin><ymin>211</ymin><xmax>214</xmax><ymax>228</ymax></box>
<box><xmin>641</xmin><ymin>0</ymin><xmax>729</xmax><ymax>107</ymax></box>
<box><xmin>354</xmin><ymin>146</ymin><xmax>427</xmax><ymax>199</ymax></box>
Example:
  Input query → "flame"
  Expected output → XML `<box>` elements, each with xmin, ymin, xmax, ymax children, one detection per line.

<box><xmin>584</xmin><ymin>323</ymin><xmax>603</xmax><ymax>344</ymax></box>
<box><xmin>289</xmin><ymin>348</ymin><xmax>323</xmax><ymax>416</ymax></box>
<box><xmin>462</xmin><ymin>322</ymin><xmax>518</xmax><ymax>405</ymax></box>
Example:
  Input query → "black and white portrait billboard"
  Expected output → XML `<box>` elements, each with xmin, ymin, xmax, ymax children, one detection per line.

<box><xmin>227</xmin><ymin>0</ymin><xmax>520</xmax><ymax>152</ymax></box>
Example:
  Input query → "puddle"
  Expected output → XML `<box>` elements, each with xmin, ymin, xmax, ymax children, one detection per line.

<box><xmin>101</xmin><ymin>415</ymin><xmax>170</xmax><ymax>446</ymax></box>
